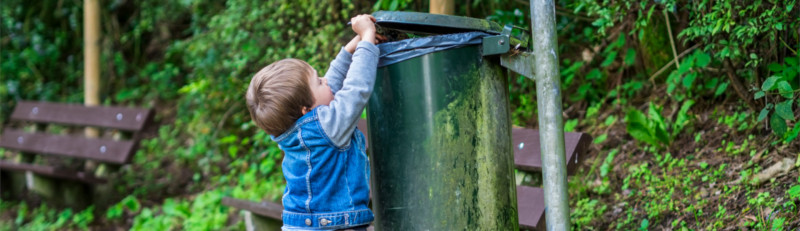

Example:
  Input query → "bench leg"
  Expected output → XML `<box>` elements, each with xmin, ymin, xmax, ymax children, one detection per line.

<box><xmin>244</xmin><ymin>211</ymin><xmax>281</xmax><ymax>231</ymax></box>
<box><xmin>1</xmin><ymin>171</ymin><xmax>28</xmax><ymax>199</ymax></box>
<box><xmin>26</xmin><ymin>171</ymin><xmax>58</xmax><ymax>200</ymax></box>
<box><xmin>91</xmin><ymin>164</ymin><xmax>120</xmax><ymax>206</ymax></box>
<box><xmin>61</xmin><ymin>181</ymin><xmax>89</xmax><ymax>208</ymax></box>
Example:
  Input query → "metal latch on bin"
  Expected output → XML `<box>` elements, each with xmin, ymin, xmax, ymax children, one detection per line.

<box><xmin>482</xmin><ymin>25</ymin><xmax>512</xmax><ymax>56</ymax></box>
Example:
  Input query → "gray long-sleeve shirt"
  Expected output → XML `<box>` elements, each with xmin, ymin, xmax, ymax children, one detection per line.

<box><xmin>317</xmin><ymin>41</ymin><xmax>379</xmax><ymax>148</ymax></box>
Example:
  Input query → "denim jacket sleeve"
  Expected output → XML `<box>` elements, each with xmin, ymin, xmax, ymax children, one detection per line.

<box><xmin>317</xmin><ymin>41</ymin><xmax>379</xmax><ymax>148</ymax></box>
<box><xmin>324</xmin><ymin>47</ymin><xmax>353</xmax><ymax>95</ymax></box>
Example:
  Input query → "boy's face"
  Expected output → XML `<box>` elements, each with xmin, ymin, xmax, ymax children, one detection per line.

<box><xmin>307</xmin><ymin>68</ymin><xmax>334</xmax><ymax>109</ymax></box>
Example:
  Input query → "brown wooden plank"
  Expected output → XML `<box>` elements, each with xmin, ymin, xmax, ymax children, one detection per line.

<box><xmin>222</xmin><ymin>197</ymin><xmax>283</xmax><ymax>220</ymax></box>
<box><xmin>10</xmin><ymin>101</ymin><xmax>153</xmax><ymax>131</ymax></box>
<box><xmin>0</xmin><ymin>161</ymin><xmax>106</xmax><ymax>184</ymax></box>
<box><xmin>512</xmin><ymin>128</ymin><xmax>592</xmax><ymax>175</ymax></box>
<box><xmin>517</xmin><ymin>185</ymin><xmax>545</xmax><ymax>230</ymax></box>
<box><xmin>0</xmin><ymin>129</ymin><xmax>134</xmax><ymax>164</ymax></box>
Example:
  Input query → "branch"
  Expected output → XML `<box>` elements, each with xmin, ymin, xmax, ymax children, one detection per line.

<box><xmin>648</xmin><ymin>43</ymin><xmax>701</xmax><ymax>82</ymax></box>
<box><xmin>779</xmin><ymin>36</ymin><xmax>798</xmax><ymax>55</ymax></box>
<box><xmin>723</xmin><ymin>58</ymin><xmax>759</xmax><ymax>111</ymax></box>
<box><xmin>664</xmin><ymin>10</ymin><xmax>681</xmax><ymax>69</ymax></box>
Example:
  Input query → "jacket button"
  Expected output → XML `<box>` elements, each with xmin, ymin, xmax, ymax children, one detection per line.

<box><xmin>320</xmin><ymin>218</ymin><xmax>330</xmax><ymax>226</ymax></box>
<box><xmin>305</xmin><ymin>218</ymin><xmax>312</xmax><ymax>226</ymax></box>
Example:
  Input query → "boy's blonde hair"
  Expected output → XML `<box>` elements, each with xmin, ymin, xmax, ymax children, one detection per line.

<box><xmin>246</xmin><ymin>59</ymin><xmax>315</xmax><ymax>136</ymax></box>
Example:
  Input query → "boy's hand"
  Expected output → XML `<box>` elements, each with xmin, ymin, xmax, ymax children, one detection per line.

<box><xmin>350</xmin><ymin>14</ymin><xmax>377</xmax><ymax>44</ymax></box>
<box><xmin>344</xmin><ymin>35</ymin><xmax>361</xmax><ymax>54</ymax></box>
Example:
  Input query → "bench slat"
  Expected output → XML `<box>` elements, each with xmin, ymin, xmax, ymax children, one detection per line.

<box><xmin>512</xmin><ymin>129</ymin><xmax>592</xmax><ymax>175</ymax></box>
<box><xmin>0</xmin><ymin>129</ymin><xmax>134</xmax><ymax>164</ymax></box>
<box><xmin>517</xmin><ymin>185</ymin><xmax>545</xmax><ymax>230</ymax></box>
<box><xmin>0</xmin><ymin>161</ymin><xmax>106</xmax><ymax>184</ymax></box>
<box><xmin>222</xmin><ymin>197</ymin><xmax>283</xmax><ymax>220</ymax></box>
<box><xmin>10</xmin><ymin>101</ymin><xmax>153</xmax><ymax>131</ymax></box>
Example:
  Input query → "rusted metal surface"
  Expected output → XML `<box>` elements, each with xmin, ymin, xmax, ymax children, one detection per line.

<box><xmin>10</xmin><ymin>101</ymin><xmax>153</xmax><ymax>131</ymax></box>
<box><xmin>0</xmin><ymin>129</ymin><xmax>135</xmax><ymax>164</ymax></box>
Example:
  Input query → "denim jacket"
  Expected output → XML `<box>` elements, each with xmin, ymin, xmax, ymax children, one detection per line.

<box><xmin>272</xmin><ymin>41</ymin><xmax>379</xmax><ymax>230</ymax></box>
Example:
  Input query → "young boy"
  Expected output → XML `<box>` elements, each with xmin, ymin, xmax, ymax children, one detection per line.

<box><xmin>245</xmin><ymin>15</ymin><xmax>379</xmax><ymax>230</ymax></box>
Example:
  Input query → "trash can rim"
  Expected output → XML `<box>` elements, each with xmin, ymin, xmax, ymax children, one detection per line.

<box><xmin>373</xmin><ymin>11</ymin><xmax>504</xmax><ymax>35</ymax></box>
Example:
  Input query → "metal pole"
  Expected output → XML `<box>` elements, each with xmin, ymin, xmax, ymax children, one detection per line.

<box><xmin>530</xmin><ymin>0</ymin><xmax>571</xmax><ymax>230</ymax></box>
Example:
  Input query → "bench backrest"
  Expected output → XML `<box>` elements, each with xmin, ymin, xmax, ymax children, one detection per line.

<box><xmin>10</xmin><ymin>101</ymin><xmax>152</xmax><ymax>131</ymax></box>
<box><xmin>0</xmin><ymin>101</ymin><xmax>153</xmax><ymax>164</ymax></box>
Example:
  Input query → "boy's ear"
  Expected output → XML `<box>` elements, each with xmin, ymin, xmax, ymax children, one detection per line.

<box><xmin>301</xmin><ymin>107</ymin><xmax>310</xmax><ymax>115</ymax></box>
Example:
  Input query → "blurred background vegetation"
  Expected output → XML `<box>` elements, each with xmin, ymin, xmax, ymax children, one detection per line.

<box><xmin>0</xmin><ymin>0</ymin><xmax>798</xmax><ymax>230</ymax></box>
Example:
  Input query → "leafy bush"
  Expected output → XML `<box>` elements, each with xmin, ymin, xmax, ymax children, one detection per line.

<box><xmin>625</xmin><ymin>101</ymin><xmax>694</xmax><ymax>149</ymax></box>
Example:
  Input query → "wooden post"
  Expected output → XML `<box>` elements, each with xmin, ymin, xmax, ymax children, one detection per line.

<box><xmin>84</xmin><ymin>0</ymin><xmax>101</xmax><ymax>172</ymax></box>
<box><xmin>84</xmin><ymin>0</ymin><xmax>100</xmax><ymax>109</ymax></box>
<box><xmin>429</xmin><ymin>0</ymin><xmax>454</xmax><ymax>15</ymax></box>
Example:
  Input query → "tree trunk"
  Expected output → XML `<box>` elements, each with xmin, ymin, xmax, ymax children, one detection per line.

<box><xmin>723</xmin><ymin>58</ymin><xmax>758</xmax><ymax>110</ymax></box>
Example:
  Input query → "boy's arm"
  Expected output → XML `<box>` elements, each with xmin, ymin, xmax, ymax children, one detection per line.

<box><xmin>326</xmin><ymin>36</ymin><xmax>360</xmax><ymax>94</ymax></box>
<box><xmin>316</xmin><ymin>41</ymin><xmax>379</xmax><ymax>148</ymax></box>
<box><xmin>324</xmin><ymin>47</ymin><xmax>353</xmax><ymax>94</ymax></box>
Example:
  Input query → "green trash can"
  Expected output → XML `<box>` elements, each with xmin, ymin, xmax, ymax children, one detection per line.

<box><xmin>366</xmin><ymin>11</ymin><xmax>520</xmax><ymax>230</ymax></box>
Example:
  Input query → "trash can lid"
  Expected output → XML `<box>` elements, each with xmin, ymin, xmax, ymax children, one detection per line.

<box><xmin>373</xmin><ymin>11</ymin><xmax>504</xmax><ymax>35</ymax></box>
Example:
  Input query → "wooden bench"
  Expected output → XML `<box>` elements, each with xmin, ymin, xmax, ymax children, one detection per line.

<box><xmin>223</xmin><ymin>119</ymin><xmax>591</xmax><ymax>230</ymax></box>
<box><xmin>0</xmin><ymin>101</ymin><xmax>153</xmax><ymax>207</ymax></box>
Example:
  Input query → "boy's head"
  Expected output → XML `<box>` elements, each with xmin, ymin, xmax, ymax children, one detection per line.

<box><xmin>246</xmin><ymin>59</ymin><xmax>334</xmax><ymax>136</ymax></box>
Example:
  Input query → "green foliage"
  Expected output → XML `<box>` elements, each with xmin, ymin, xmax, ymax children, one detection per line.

<box><xmin>0</xmin><ymin>1</ymin><xmax>85</xmax><ymax>123</ymax></box>
<box><xmin>570</xmin><ymin>198</ymin><xmax>607</xmax><ymax>229</ymax></box>
<box><xmin>593</xmin><ymin>149</ymin><xmax>618</xmax><ymax>195</ymax></box>
<box><xmin>678</xmin><ymin>0</ymin><xmax>798</xmax><ymax>61</ymax></box>
<box><xmin>612</xmin><ymin>153</ymin><xmax>738</xmax><ymax>229</ymax></box>
<box><xmin>0</xmin><ymin>202</ymin><xmax>94</xmax><ymax>230</ymax></box>
<box><xmin>129</xmin><ymin>189</ymin><xmax>228</xmax><ymax>230</ymax></box>
<box><xmin>789</xmin><ymin>185</ymin><xmax>800</xmax><ymax>201</ymax></box>
<box><xmin>665</xmin><ymin>50</ymin><xmax>725</xmax><ymax>101</ymax></box>
<box><xmin>755</xmin><ymin>57</ymin><xmax>798</xmax><ymax>138</ymax></box>
<box><xmin>106</xmin><ymin>196</ymin><xmax>142</xmax><ymax>220</ymax></box>
<box><xmin>625</xmin><ymin>101</ymin><xmax>694</xmax><ymax>149</ymax></box>
<box><xmin>373</xmin><ymin>0</ymin><xmax>416</xmax><ymax>11</ymax></box>
<box><xmin>572</xmin><ymin>0</ymin><xmax>662</xmax><ymax>37</ymax></box>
